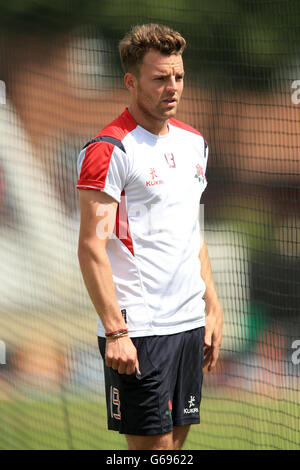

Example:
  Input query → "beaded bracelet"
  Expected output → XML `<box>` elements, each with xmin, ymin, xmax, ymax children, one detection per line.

<box><xmin>106</xmin><ymin>332</ymin><xmax>128</xmax><ymax>340</ymax></box>
<box><xmin>105</xmin><ymin>328</ymin><xmax>128</xmax><ymax>337</ymax></box>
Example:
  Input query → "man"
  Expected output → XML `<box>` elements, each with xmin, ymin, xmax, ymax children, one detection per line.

<box><xmin>77</xmin><ymin>23</ymin><xmax>222</xmax><ymax>450</ymax></box>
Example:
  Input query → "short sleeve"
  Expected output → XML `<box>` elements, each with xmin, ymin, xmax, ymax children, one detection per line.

<box><xmin>76</xmin><ymin>141</ymin><xmax>128</xmax><ymax>203</ymax></box>
<box><xmin>198</xmin><ymin>136</ymin><xmax>209</xmax><ymax>201</ymax></box>
<box><xmin>203</xmin><ymin>137</ymin><xmax>209</xmax><ymax>174</ymax></box>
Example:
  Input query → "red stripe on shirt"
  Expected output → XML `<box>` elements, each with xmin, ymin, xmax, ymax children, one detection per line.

<box><xmin>77</xmin><ymin>108</ymin><xmax>137</xmax><ymax>190</ymax></box>
<box><xmin>169</xmin><ymin>117</ymin><xmax>203</xmax><ymax>137</ymax></box>
<box><xmin>98</xmin><ymin>108</ymin><xmax>137</xmax><ymax>141</ymax></box>
<box><xmin>115</xmin><ymin>190</ymin><xmax>134</xmax><ymax>256</ymax></box>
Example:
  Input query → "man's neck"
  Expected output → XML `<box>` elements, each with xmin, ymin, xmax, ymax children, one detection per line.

<box><xmin>128</xmin><ymin>105</ymin><xmax>169</xmax><ymax>136</ymax></box>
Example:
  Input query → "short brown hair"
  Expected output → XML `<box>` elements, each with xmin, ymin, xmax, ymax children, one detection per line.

<box><xmin>119</xmin><ymin>23</ymin><xmax>186</xmax><ymax>74</ymax></box>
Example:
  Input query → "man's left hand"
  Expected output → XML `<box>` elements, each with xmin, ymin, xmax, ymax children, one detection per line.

<box><xmin>203</xmin><ymin>302</ymin><xmax>223</xmax><ymax>371</ymax></box>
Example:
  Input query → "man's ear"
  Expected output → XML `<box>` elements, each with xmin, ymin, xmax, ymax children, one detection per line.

<box><xmin>124</xmin><ymin>72</ymin><xmax>137</xmax><ymax>91</ymax></box>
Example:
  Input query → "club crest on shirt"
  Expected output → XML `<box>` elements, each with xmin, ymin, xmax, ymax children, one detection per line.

<box><xmin>194</xmin><ymin>164</ymin><xmax>205</xmax><ymax>184</ymax></box>
<box><xmin>146</xmin><ymin>168</ymin><xmax>164</xmax><ymax>186</ymax></box>
<box><xmin>164</xmin><ymin>152</ymin><xmax>176</xmax><ymax>168</ymax></box>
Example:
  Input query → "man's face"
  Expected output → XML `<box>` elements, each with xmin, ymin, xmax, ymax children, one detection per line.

<box><xmin>129</xmin><ymin>50</ymin><xmax>184</xmax><ymax>121</ymax></box>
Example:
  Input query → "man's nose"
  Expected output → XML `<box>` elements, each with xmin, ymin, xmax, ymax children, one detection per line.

<box><xmin>166</xmin><ymin>76</ymin><xmax>177</xmax><ymax>92</ymax></box>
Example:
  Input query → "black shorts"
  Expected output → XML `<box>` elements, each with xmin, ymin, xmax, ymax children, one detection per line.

<box><xmin>97</xmin><ymin>327</ymin><xmax>204</xmax><ymax>436</ymax></box>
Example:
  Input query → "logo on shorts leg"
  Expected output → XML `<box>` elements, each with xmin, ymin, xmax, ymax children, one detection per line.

<box><xmin>110</xmin><ymin>386</ymin><xmax>121</xmax><ymax>420</ymax></box>
<box><xmin>184</xmin><ymin>395</ymin><xmax>199</xmax><ymax>415</ymax></box>
<box><xmin>165</xmin><ymin>399</ymin><xmax>172</xmax><ymax>419</ymax></box>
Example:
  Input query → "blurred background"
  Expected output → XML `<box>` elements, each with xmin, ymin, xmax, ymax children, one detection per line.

<box><xmin>0</xmin><ymin>0</ymin><xmax>299</xmax><ymax>450</ymax></box>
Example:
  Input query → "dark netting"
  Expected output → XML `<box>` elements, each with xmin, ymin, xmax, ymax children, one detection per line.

<box><xmin>0</xmin><ymin>0</ymin><xmax>299</xmax><ymax>450</ymax></box>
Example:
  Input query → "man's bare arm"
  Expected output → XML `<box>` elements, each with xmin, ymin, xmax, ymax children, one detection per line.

<box><xmin>77</xmin><ymin>189</ymin><xmax>140</xmax><ymax>375</ymax></box>
<box><xmin>199</xmin><ymin>238</ymin><xmax>223</xmax><ymax>371</ymax></box>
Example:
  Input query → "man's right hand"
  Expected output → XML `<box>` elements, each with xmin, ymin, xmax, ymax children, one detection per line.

<box><xmin>105</xmin><ymin>335</ymin><xmax>141</xmax><ymax>376</ymax></box>
<box><xmin>78</xmin><ymin>189</ymin><xmax>141</xmax><ymax>377</ymax></box>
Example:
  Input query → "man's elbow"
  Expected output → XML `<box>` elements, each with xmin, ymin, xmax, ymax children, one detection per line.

<box><xmin>77</xmin><ymin>238</ymin><xmax>107</xmax><ymax>267</ymax></box>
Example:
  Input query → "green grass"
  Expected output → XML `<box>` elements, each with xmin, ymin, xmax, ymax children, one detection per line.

<box><xmin>0</xmin><ymin>391</ymin><xmax>299</xmax><ymax>450</ymax></box>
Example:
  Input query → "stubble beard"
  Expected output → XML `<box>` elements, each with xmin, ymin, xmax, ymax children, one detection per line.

<box><xmin>136</xmin><ymin>93</ymin><xmax>179</xmax><ymax>124</ymax></box>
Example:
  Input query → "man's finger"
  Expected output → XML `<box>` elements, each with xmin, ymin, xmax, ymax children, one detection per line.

<box><xmin>118</xmin><ymin>360</ymin><xmax>127</xmax><ymax>375</ymax></box>
<box><xmin>204</xmin><ymin>328</ymin><xmax>212</xmax><ymax>347</ymax></box>
<box><xmin>125</xmin><ymin>359</ymin><xmax>141</xmax><ymax>376</ymax></box>
<box><xmin>136</xmin><ymin>358</ymin><xmax>141</xmax><ymax>376</ymax></box>
<box><xmin>203</xmin><ymin>350</ymin><xmax>211</xmax><ymax>363</ymax></box>
<box><xmin>203</xmin><ymin>349</ymin><xmax>212</xmax><ymax>368</ymax></box>
<box><xmin>208</xmin><ymin>345</ymin><xmax>220</xmax><ymax>371</ymax></box>
<box><xmin>111</xmin><ymin>358</ymin><xmax>119</xmax><ymax>371</ymax></box>
<box><xmin>125</xmin><ymin>363</ymin><xmax>135</xmax><ymax>375</ymax></box>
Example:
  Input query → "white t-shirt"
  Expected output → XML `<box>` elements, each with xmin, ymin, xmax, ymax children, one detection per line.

<box><xmin>77</xmin><ymin>108</ymin><xmax>208</xmax><ymax>337</ymax></box>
